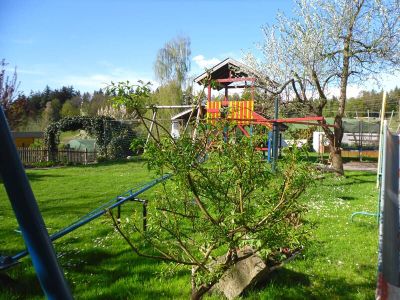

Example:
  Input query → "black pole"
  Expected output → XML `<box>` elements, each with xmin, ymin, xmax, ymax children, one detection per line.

<box><xmin>360</xmin><ymin>120</ymin><xmax>363</xmax><ymax>162</ymax></box>
<box><xmin>0</xmin><ymin>108</ymin><xmax>73</xmax><ymax>299</ymax></box>
<box><xmin>143</xmin><ymin>200</ymin><xmax>147</xmax><ymax>231</ymax></box>
<box><xmin>272</xmin><ymin>96</ymin><xmax>279</xmax><ymax>171</ymax></box>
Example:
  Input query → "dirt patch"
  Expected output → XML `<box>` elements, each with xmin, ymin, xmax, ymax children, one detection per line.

<box><xmin>343</xmin><ymin>161</ymin><xmax>377</xmax><ymax>172</ymax></box>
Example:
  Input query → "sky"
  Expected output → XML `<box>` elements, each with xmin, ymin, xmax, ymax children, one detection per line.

<box><xmin>1</xmin><ymin>0</ymin><xmax>398</xmax><ymax>97</ymax></box>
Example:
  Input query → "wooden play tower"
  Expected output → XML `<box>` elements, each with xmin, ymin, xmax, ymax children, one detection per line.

<box><xmin>194</xmin><ymin>57</ymin><xmax>330</xmax><ymax>129</ymax></box>
<box><xmin>194</xmin><ymin>58</ymin><xmax>267</xmax><ymax>127</ymax></box>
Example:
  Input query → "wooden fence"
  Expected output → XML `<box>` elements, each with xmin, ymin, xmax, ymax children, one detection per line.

<box><xmin>17</xmin><ymin>147</ymin><xmax>97</xmax><ymax>165</ymax></box>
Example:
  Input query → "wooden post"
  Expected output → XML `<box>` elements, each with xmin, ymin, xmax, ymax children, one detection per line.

<box><xmin>389</xmin><ymin>110</ymin><xmax>394</xmax><ymax>128</ymax></box>
<box><xmin>183</xmin><ymin>105</ymin><xmax>196</xmax><ymax>135</ymax></box>
<box><xmin>192</xmin><ymin>104</ymin><xmax>202</xmax><ymax>141</ymax></box>
<box><xmin>84</xmin><ymin>148</ymin><xmax>88</xmax><ymax>165</ymax></box>
<box><xmin>145</xmin><ymin>109</ymin><xmax>157</xmax><ymax>145</ymax></box>
<box><xmin>377</xmin><ymin>92</ymin><xmax>387</xmax><ymax>187</ymax></box>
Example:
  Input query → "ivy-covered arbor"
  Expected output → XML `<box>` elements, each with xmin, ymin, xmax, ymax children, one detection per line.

<box><xmin>44</xmin><ymin>116</ymin><xmax>135</xmax><ymax>160</ymax></box>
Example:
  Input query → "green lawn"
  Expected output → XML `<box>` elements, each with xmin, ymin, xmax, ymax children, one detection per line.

<box><xmin>0</xmin><ymin>161</ymin><xmax>378</xmax><ymax>299</ymax></box>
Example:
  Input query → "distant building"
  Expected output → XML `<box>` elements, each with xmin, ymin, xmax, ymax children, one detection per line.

<box><xmin>12</xmin><ymin>132</ymin><xmax>43</xmax><ymax>147</ymax></box>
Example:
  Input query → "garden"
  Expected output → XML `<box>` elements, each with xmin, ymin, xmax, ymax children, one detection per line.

<box><xmin>2</xmin><ymin>0</ymin><xmax>398</xmax><ymax>298</ymax></box>
<box><xmin>0</xmin><ymin>160</ymin><xmax>378</xmax><ymax>299</ymax></box>
<box><xmin>0</xmin><ymin>64</ymin><xmax>383</xmax><ymax>300</ymax></box>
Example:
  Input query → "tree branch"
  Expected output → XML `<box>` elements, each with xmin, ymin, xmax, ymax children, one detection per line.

<box><xmin>108</xmin><ymin>209</ymin><xmax>197</xmax><ymax>266</ymax></box>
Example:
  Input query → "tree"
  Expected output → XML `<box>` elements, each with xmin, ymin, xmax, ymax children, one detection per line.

<box><xmin>6</xmin><ymin>95</ymin><xmax>28</xmax><ymax>129</ymax></box>
<box><xmin>247</xmin><ymin>0</ymin><xmax>400</xmax><ymax>174</ymax></box>
<box><xmin>52</xmin><ymin>86</ymin><xmax>79</xmax><ymax>105</ymax></box>
<box><xmin>0</xmin><ymin>59</ymin><xmax>20</xmax><ymax>113</ymax></box>
<box><xmin>42</xmin><ymin>98</ymin><xmax>61</xmax><ymax>127</ymax></box>
<box><xmin>154</xmin><ymin>36</ymin><xmax>191</xmax><ymax>89</ymax></box>
<box><xmin>154</xmin><ymin>36</ymin><xmax>192</xmax><ymax>108</ymax></box>
<box><xmin>108</xmin><ymin>81</ymin><xmax>312</xmax><ymax>299</ymax></box>
<box><xmin>61</xmin><ymin>100</ymin><xmax>80</xmax><ymax>117</ymax></box>
<box><xmin>90</xmin><ymin>90</ymin><xmax>109</xmax><ymax>116</ymax></box>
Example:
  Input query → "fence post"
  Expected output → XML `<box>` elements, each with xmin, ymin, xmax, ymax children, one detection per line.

<box><xmin>389</xmin><ymin>110</ymin><xmax>394</xmax><ymax>128</ymax></box>
<box><xmin>84</xmin><ymin>148</ymin><xmax>88</xmax><ymax>165</ymax></box>
<box><xmin>377</xmin><ymin>92</ymin><xmax>387</xmax><ymax>188</ymax></box>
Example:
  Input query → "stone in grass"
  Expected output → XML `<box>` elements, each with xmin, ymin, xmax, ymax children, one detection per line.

<box><xmin>211</xmin><ymin>248</ymin><xmax>270</xmax><ymax>300</ymax></box>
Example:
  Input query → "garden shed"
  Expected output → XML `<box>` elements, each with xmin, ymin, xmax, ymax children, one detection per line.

<box><xmin>11</xmin><ymin>131</ymin><xmax>43</xmax><ymax>147</ymax></box>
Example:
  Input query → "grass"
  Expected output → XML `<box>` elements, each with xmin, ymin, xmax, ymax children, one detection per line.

<box><xmin>0</xmin><ymin>161</ymin><xmax>378</xmax><ymax>299</ymax></box>
<box><xmin>244</xmin><ymin>171</ymin><xmax>378</xmax><ymax>300</ymax></box>
<box><xmin>59</xmin><ymin>130</ymin><xmax>81</xmax><ymax>144</ymax></box>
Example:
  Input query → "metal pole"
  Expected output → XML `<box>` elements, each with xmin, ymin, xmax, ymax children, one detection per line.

<box><xmin>272</xmin><ymin>96</ymin><xmax>279</xmax><ymax>171</ymax></box>
<box><xmin>267</xmin><ymin>131</ymin><xmax>272</xmax><ymax>163</ymax></box>
<box><xmin>0</xmin><ymin>107</ymin><xmax>73</xmax><ymax>299</ymax></box>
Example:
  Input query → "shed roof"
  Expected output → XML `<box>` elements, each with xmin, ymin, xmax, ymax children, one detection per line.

<box><xmin>12</xmin><ymin>132</ymin><xmax>43</xmax><ymax>139</ymax></box>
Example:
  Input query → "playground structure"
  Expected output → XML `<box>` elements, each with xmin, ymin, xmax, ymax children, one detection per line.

<box><xmin>196</xmin><ymin>58</ymin><xmax>330</xmax><ymax>128</ymax></box>
<box><xmin>143</xmin><ymin>58</ymin><xmax>331</xmax><ymax>162</ymax></box>
<box><xmin>165</xmin><ymin>58</ymin><xmax>330</xmax><ymax>162</ymax></box>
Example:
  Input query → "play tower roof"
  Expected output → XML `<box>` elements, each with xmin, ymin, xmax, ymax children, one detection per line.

<box><xmin>194</xmin><ymin>58</ymin><xmax>257</xmax><ymax>90</ymax></box>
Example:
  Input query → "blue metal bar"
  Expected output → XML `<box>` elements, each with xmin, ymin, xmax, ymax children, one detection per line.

<box><xmin>272</xmin><ymin>96</ymin><xmax>279</xmax><ymax>171</ymax></box>
<box><xmin>267</xmin><ymin>131</ymin><xmax>272</xmax><ymax>163</ymax></box>
<box><xmin>0</xmin><ymin>107</ymin><xmax>73</xmax><ymax>299</ymax></box>
<box><xmin>10</xmin><ymin>174</ymin><xmax>171</xmax><ymax>262</ymax></box>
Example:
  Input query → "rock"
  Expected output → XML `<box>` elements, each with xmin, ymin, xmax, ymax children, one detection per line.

<box><xmin>211</xmin><ymin>248</ymin><xmax>270</xmax><ymax>300</ymax></box>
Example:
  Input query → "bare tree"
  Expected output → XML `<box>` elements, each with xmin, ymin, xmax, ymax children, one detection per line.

<box><xmin>246</xmin><ymin>0</ymin><xmax>400</xmax><ymax>174</ymax></box>
<box><xmin>0</xmin><ymin>59</ymin><xmax>20</xmax><ymax>112</ymax></box>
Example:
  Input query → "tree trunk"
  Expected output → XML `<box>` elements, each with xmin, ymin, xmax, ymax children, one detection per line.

<box><xmin>330</xmin><ymin>149</ymin><xmax>344</xmax><ymax>175</ymax></box>
<box><xmin>321</xmin><ymin>116</ymin><xmax>344</xmax><ymax>176</ymax></box>
<box><xmin>330</xmin><ymin>22</ymin><xmax>353</xmax><ymax>176</ymax></box>
<box><xmin>191</xmin><ymin>284</ymin><xmax>212</xmax><ymax>300</ymax></box>
<box><xmin>331</xmin><ymin>115</ymin><xmax>344</xmax><ymax>175</ymax></box>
